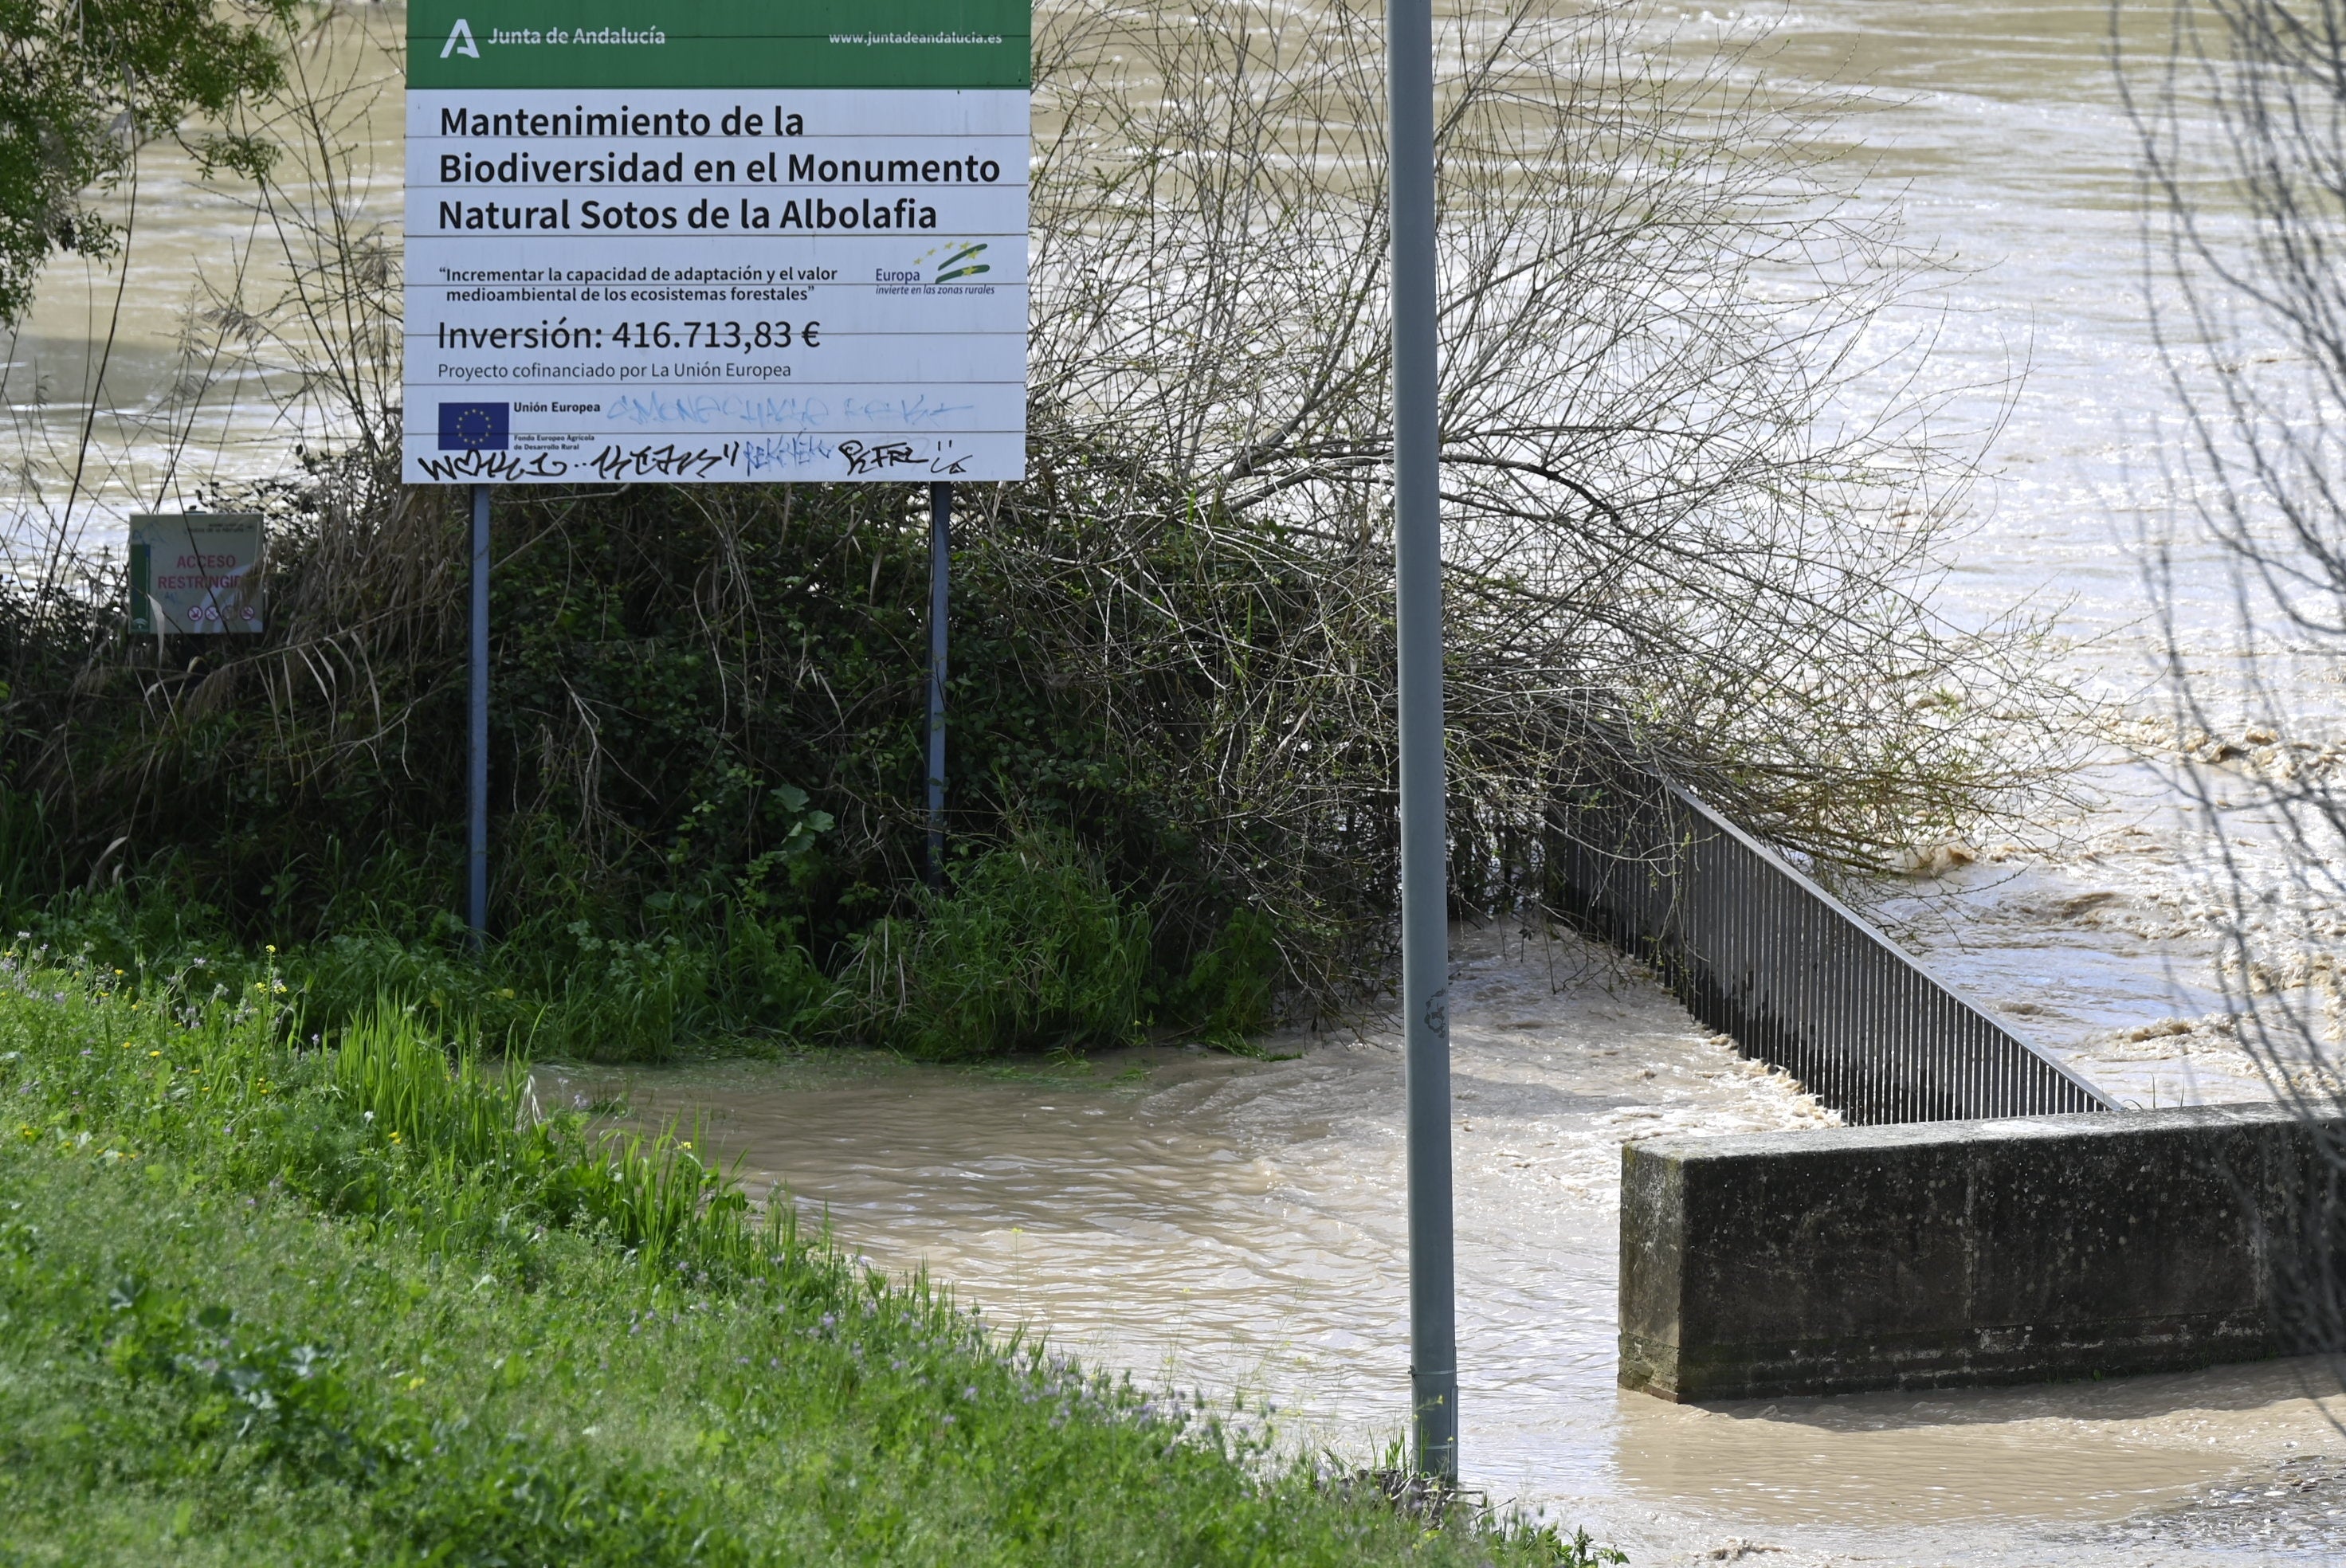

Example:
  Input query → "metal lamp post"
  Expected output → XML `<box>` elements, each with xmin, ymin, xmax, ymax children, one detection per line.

<box><xmin>1388</xmin><ymin>0</ymin><xmax>1457</xmax><ymax>1485</ymax></box>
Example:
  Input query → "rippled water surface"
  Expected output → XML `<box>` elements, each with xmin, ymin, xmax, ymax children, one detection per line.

<box><xmin>552</xmin><ymin>927</ymin><xmax>2346</xmax><ymax>1565</ymax></box>
<box><xmin>1699</xmin><ymin>0</ymin><xmax>2340</xmax><ymax>1103</ymax></box>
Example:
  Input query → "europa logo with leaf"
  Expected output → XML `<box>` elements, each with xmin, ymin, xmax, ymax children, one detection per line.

<box><xmin>930</xmin><ymin>242</ymin><xmax>991</xmax><ymax>284</ymax></box>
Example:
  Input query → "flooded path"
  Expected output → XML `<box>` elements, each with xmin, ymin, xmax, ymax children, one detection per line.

<box><xmin>551</xmin><ymin>927</ymin><xmax>2346</xmax><ymax>1565</ymax></box>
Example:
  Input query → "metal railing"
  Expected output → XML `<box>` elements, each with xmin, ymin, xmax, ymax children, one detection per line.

<box><xmin>1544</xmin><ymin>766</ymin><xmax>2116</xmax><ymax>1125</ymax></box>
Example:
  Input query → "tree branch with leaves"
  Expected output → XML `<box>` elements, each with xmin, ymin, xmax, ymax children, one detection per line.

<box><xmin>0</xmin><ymin>0</ymin><xmax>292</xmax><ymax>327</ymax></box>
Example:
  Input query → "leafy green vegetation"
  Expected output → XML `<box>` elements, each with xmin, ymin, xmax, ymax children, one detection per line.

<box><xmin>2</xmin><ymin>476</ymin><xmax>1299</xmax><ymax>1061</ymax></box>
<box><xmin>0</xmin><ymin>0</ymin><xmax>292</xmax><ymax>327</ymax></box>
<box><xmin>0</xmin><ymin>947</ymin><xmax>1614</xmax><ymax>1564</ymax></box>
<box><xmin>2</xmin><ymin>813</ymin><xmax>1214</xmax><ymax>1064</ymax></box>
<box><xmin>831</xmin><ymin>828</ymin><xmax>1151</xmax><ymax>1060</ymax></box>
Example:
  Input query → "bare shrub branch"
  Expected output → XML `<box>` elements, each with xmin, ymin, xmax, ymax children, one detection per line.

<box><xmin>2122</xmin><ymin>0</ymin><xmax>2346</xmax><ymax>1360</ymax></box>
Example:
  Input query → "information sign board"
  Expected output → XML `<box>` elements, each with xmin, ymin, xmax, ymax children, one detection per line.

<box><xmin>402</xmin><ymin>3</ymin><xmax>1030</xmax><ymax>485</ymax></box>
<box><xmin>128</xmin><ymin>515</ymin><xmax>266</xmax><ymax>635</ymax></box>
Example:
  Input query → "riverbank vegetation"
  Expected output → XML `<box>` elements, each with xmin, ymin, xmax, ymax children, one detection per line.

<box><xmin>0</xmin><ymin>944</ymin><xmax>1614</xmax><ymax>1564</ymax></box>
<box><xmin>0</xmin><ymin>0</ymin><xmax>292</xmax><ymax>329</ymax></box>
<box><xmin>0</xmin><ymin>0</ymin><xmax>2077</xmax><ymax>1063</ymax></box>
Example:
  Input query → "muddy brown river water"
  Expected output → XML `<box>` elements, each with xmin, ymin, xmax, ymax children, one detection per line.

<box><xmin>550</xmin><ymin>926</ymin><xmax>2346</xmax><ymax>1566</ymax></box>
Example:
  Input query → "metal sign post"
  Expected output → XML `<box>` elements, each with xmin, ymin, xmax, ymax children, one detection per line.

<box><xmin>927</xmin><ymin>481</ymin><xmax>951</xmax><ymax>888</ymax></box>
<box><xmin>1389</xmin><ymin>0</ymin><xmax>1458</xmax><ymax>1484</ymax></box>
<box><xmin>468</xmin><ymin>483</ymin><xmax>491</xmax><ymax>946</ymax></box>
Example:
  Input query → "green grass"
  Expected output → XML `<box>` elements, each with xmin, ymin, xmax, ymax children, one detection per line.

<box><xmin>0</xmin><ymin>944</ymin><xmax>1614</xmax><ymax>1566</ymax></box>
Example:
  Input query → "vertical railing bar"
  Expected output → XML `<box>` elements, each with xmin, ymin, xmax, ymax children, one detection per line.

<box><xmin>1981</xmin><ymin>1007</ymin><xmax>1995</xmax><ymax>1118</ymax></box>
<box><xmin>1932</xmin><ymin>988</ymin><xmax>1951</xmax><ymax>1121</ymax></box>
<box><xmin>1942</xmin><ymin>994</ymin><xmax>1957</xmax><ymax>1121</ymax></box>
<box><xmin>1914</xmin><ymin>962</ymin><xmax>1932</xmax><ymax>1122</ymax></box>
<box><xmin>1819</xmin><ymin>898</ymin><xmax>1838</xmax><ymax>1116</ymax></box>
<box><xmin>1932</xmin><ymin>981</ymin><xmax>1952</xmax><ymax>1112</ymax></box>
<box><xmin>1883</xmin><ymin>921</ymin><xmax>1898</xmax><ymax>1124</ymax></box>
<box><xmin>1755</xmin><ymin>849</ymin><xmax>1763</xmax><ymax>1070</ymax></box>
<box><xmin>1775</xmin><ymin>859</ymin><xmax>1787</xmax><ymax>1084</ymax></box>
<box><xmin>1771</xmin><ymin>860</ymin><xmax>1787</xmax><ymax>1087</ymax></box>
<box><xmin>1885</xmin><ymin>943</ymin><xmax>1905</xmax><ymax>1127</ymax></box>
<box><xmin>1885</xmin><ymin>939</ymin><xmax>1905</xmax><ymax>1122</ymax></box>
<box><xmin>1720</xmin><ymin>831</ymin><xmax>1741</xmax><ymax>1045</ymax></box>
<box><xmin>1803</xmin><ymin>879</ymin><xmax>1823</xmax><ymax>1113</ymax></box>
<box><xmin>1986</xmin><ymin>1002</ymin><xmax>2001</xmax><ymax>1116</ymax></box>
<box><xmin>1875</xmin><ymin>920</ymin><xmax>1892</xmax><ymax>1123</ymax></box>
<box><xmin>1840</xmin><ymin>906</ymin><xmax>1862</xmax><ymax>1123</ymax></box>
<box><xmin>1857</xmin><ymin>923</ymin><xmax>1877</xmax><ymax>1120</ymax></box>
<box><xmin>1756</xmin><ymin>853</ymin><xmax>1774</xmax><ymax>1076</ymax></box>
<box><xmin>1750</xmin><ymin>847</ymin><xmax>1766</xmax><ymax>1064</ymax></box>
<box><xmin>1940</xmin><ymin>974</ymin><xmax>1954</xmax><ymax>1119</ymax></box>
<box><xmin>1690</xmin><ymin>812</ymin><xmax>1712</xmax><ymax>1020</ymax></box>
<box><xmin>1851</xmin><ymin>925</ymin><xmax>1867</xmax><ymax>1122</ymax></box>
<box><xmin>1813</xmin><ymin>871</ymin><xmax>1833</xmax><ymax>1112</ymax></box>
<box><xmin>1812</xmin><ymin>875</ymin><xmax>1831</xmax><ymax>1114</ymax></box>
<box><xmin>1972</xmin><ymin>1004</ymin><xmax>1988</xmax><ymax>1119</ymax></box>
<box><xmin>1942</xmin><ymin>972</ymin><xmax>1957</xmax><ymax>1120</ymax></box>
<box><xmin>1732</xmin><ymin>841</ymin><xmax>1743</xmax><ymax>1044</ymax></box>
<box><xmin>1879</xmin><ymin>928</ymin><xmax>1895</xmax><ymax>1124</ymax></box>
<box><xmin>1975</xmin><ymin>995</ymin><xmax>1991</xmax><ymax>1117</ymax></box>
<box><xmin>1916</xmin><ymin>943</ymin><xmax>1928</xmax><ymax>1123</ymax></box>
<box><xmin>1885</xmin><ymin>948</ymin><xmax>1905</xmax><ymax>1122</ymax></box>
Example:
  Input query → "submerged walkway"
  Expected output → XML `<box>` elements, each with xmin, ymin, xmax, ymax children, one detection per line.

<box><xmin>553</xmin><ymin>924</ymin><xmax>2343</xmax><ymax>1566</ymax></box>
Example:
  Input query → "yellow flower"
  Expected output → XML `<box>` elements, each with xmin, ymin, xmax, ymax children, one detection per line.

<box><xmin>148</xmin><ymin>1050</ymin><xmax>161</xmax><ymax>1059</ymax></box>
<box><xmin>265</xmin><ymin>944</ymin><xmax>277</xmax><ymax>955</ymax></box>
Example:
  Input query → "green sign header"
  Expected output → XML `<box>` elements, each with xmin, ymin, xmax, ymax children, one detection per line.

<box><xmin>406</xmin><ymin>2</ymin><xmax>1030</xmax><ymax>89</ymax></box>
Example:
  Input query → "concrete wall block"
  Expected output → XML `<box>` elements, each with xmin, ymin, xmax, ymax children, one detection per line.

<box><xmin>1618</xmin><ymin>1104</ymin><xmax>2340</xmax><ymax>1402</ymax></box>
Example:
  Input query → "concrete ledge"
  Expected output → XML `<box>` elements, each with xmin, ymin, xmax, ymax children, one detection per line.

<box><xmin>1619</xmin><ymin>1103</ymin><xmax>2346</xmax><ymax>1401</ymax></box>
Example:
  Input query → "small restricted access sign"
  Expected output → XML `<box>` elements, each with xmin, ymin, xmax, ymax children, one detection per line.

<box><xmin>402</xmin><ymin>3</ymin><xmax>1029</xmax><ymax>485</ymax></box>
<box><xmin>128</xmin><ymin>515</ymin><xmax>266</xmax><ymax>634</ymax></box>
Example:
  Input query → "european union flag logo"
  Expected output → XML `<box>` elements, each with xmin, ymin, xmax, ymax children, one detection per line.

<box><xmin>438</xmin><ymin>402</ymin><xmax>510</xmax><ymax>451</ymax></box>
